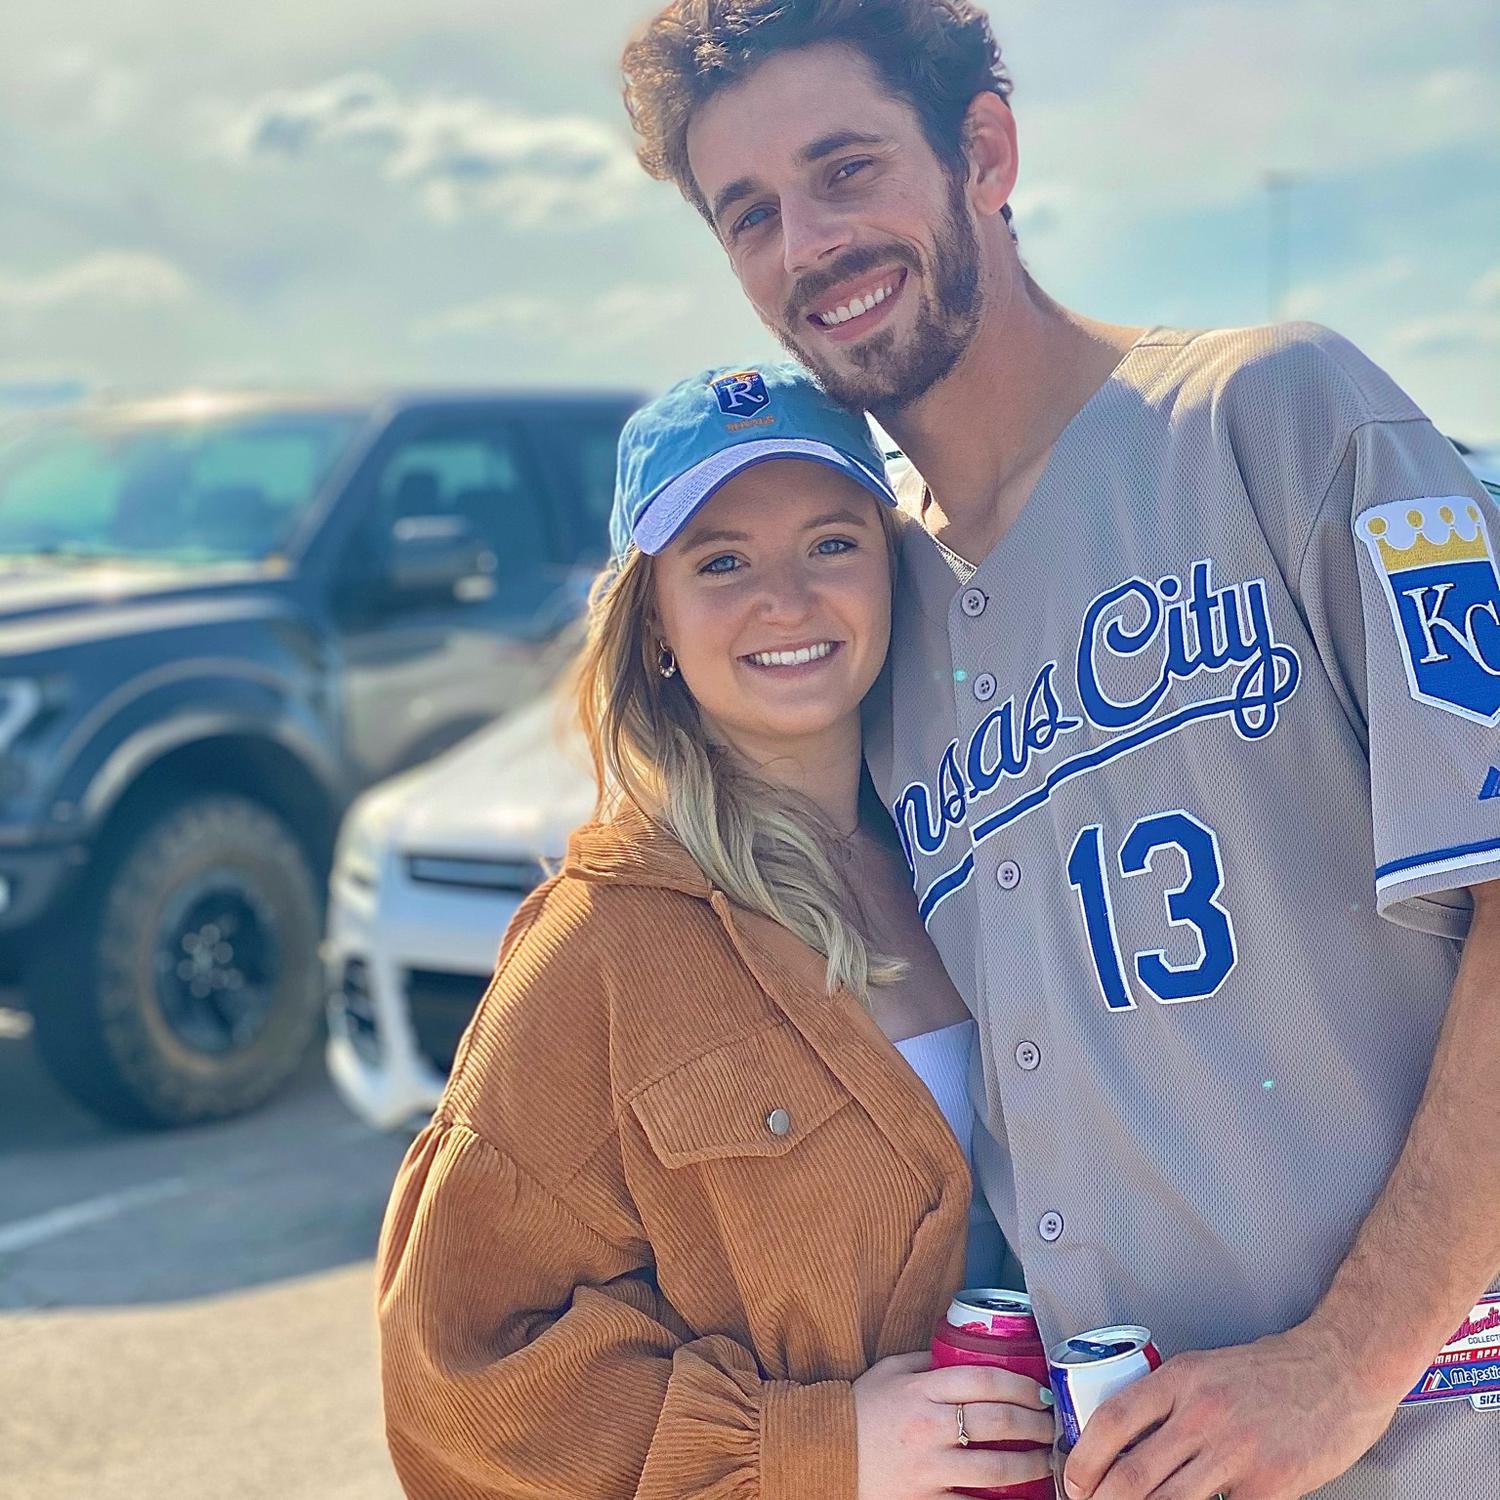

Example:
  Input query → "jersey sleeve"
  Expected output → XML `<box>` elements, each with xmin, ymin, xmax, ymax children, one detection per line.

<box><xmin>1298</xmin><ymin>414</ymin><xmax>1500</xmax><ymax>938</ymax></box>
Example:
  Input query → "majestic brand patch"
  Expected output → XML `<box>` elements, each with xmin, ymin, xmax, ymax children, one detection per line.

<box><xmin>1401</xmin><ymin>1297</ymin><xmax>1500</xmax><ymax>1408</ymax></box>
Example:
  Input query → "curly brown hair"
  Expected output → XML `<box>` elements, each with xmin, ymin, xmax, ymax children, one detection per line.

<box><xmin>621</xmin><ymin>0</ymin><xmax>1013</xmax><ymax>225</ymax></box>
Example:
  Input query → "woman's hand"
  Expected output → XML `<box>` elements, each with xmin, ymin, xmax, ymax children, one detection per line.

<box><xmin>853</xmin><ymin>1349</ymin><xmax>1055</xmax><ymax>1499</ymax></box>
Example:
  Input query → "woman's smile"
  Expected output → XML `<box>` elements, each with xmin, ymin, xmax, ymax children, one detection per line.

<box><xmin>741</xmin><ymin>639</ymin><xmax>844</xmax><ymax>673</ymax></box>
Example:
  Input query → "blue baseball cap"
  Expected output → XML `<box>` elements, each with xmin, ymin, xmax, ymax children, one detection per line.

<box><xmin>611</xmin><ymin>362</ymin><xmax>897</xmax><ymax>558</ymax></box>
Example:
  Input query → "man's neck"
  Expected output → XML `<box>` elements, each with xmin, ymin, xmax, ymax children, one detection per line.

<box><xmin>880</xmin><ymin>275</ymin><xmax>1146</xmax><ymax>563</ymax></box>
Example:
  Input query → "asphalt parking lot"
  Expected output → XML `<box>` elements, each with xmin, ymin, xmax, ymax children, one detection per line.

<box><xmin>0</xmin><ymin>998</ymin><xmax>411</xmax><ymax>1500</ymax></box>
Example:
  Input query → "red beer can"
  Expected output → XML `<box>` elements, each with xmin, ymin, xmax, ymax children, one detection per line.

<box><xmin>930</xmin><ymin>1288</ymin><xmax>1054</xmax><ymax>1500</ymax></box>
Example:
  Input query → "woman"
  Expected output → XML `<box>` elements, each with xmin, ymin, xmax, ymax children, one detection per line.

<box><xmin>376</xmin><ymin>364</ymin><xmax>1053</xmax><ymax>1499</ymax></box>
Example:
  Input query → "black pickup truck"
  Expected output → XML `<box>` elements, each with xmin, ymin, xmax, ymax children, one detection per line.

<box><xmin>0</xmin><ymin>388</ymin><xmax>634</xmax><ymax>1126</ymax></box>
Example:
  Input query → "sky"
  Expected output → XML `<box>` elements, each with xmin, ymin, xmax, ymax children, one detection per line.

<box><xmin>1</xmin><ymin>0</ymin><xmax>1496</xmax><ymax>443</ymax></box>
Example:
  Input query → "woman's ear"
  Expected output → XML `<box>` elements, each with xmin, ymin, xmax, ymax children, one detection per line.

<box><xmin>644</xmin><ymin>584</ymin><xmax>667</xmax><ymax>645</ymax></box>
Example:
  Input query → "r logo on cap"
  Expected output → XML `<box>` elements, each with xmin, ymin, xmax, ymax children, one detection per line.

<box><xmin>712</xmin><ymin>370</ymin><xmax>770</xmax><ymax>416</ymax></box>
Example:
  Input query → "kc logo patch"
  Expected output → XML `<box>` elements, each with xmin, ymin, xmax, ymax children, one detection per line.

<box><xmin>1355</xmin><ymin>495</ymin><xmax>1500</xmax><ymax>724</ymax></box>
<box><xmin>711</xmin><ymin>369</ymin><xmax>770</xmax><ymax>416</ymax></box>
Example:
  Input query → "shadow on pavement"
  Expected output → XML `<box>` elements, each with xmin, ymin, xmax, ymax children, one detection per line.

<box><xmin>0</xmin><ymin>1006</ymin><xmax>412</xmax><ymax>1311</ymax></box>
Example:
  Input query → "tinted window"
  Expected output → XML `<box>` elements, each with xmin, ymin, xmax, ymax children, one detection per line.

<box><xmin>529</xmin><ymin>410</ymin><xmax>629</xmax><ymax>561</ymax></box>
<box><xmin>373</xmin><ymin>421</ymin><xmax>556</xmax><ymax>571</ymax></box>
<box><xmin>0</xmin><ymin>411</ymin><xmax>362</xmax><ymax>564</ymax></box>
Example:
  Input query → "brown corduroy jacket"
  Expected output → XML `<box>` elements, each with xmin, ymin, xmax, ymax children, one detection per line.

<box><xmin>376</xmin><ymin>811</ymin><xmax>974</xmax><ymax>1500</ymax></box>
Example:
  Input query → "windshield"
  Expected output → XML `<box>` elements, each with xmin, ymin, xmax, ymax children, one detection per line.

<box><xmin>0</xmin><ymin>409</ymin><xmax>365</xmax><ymax>565</ymax></box>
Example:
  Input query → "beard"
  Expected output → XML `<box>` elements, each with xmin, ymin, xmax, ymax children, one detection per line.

<box><xmin>772</xmin><ymin>177</ymin><xmax>983</xmax><ymax>417</ymax></box>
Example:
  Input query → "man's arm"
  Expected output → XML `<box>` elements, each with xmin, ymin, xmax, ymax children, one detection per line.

<box><xmin>1062</xmin><ymin>880</ymin><xmax>1500</xmax><ymax>1500</ymax></box>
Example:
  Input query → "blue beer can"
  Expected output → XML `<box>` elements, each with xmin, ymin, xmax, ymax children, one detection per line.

<box><xmin>1047</xmin><ymin>1325</ymin><xmax>1163</xmax><ymax>1451</ymax></box>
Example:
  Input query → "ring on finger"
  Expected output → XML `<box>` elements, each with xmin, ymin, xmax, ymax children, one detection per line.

<box><xmin>955</xmin><ymin>1402</ymin><xmax>970</xmax><ymax>1447</ymax></box>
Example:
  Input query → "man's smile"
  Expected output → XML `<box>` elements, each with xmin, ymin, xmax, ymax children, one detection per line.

<box><xmin>803</xmin><ymin>268</ymin><xmax>908</xmax><ymax>342</ymax></box>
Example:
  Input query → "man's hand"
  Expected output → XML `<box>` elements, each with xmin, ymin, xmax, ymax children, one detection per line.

<box><xmin>1059</xmin><ymin>1322</ymin><xmax>1399</xmax><ymax>1500</ymax></box>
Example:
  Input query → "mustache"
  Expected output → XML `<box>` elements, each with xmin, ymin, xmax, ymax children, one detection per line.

<box><xmin>785</xmin><ymin>243</ymin><xmax>920</xmax><ymax>323</ymax></box>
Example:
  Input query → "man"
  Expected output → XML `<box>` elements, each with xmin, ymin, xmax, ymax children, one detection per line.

<box><xmin>620</xmin><ymin>3</ymin><xmax>1500</xmax><ymax>1499</ymax></box>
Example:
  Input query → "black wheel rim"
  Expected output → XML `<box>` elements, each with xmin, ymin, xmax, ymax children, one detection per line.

<box><xmin>152</xmin><ymin>866</ymin><xmax>283</xmax><ymax>1056</ymax></box>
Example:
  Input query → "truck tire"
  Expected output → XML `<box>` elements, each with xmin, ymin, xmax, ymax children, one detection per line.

<box><xmin>28</xmin><ymin>793</ymin><xmax>325</xmax><ymax>1127</ymax></box>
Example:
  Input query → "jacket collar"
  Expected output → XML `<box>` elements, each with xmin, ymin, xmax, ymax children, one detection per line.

<box><xmin>564</xmin><ymin>808</ymin><xmax>840</xmax><ymax>1002</ymax></box>
<box><xmin>562</xmin><ymin>806</ymin><xmax>713</xmax><ymax>899</ymax></box>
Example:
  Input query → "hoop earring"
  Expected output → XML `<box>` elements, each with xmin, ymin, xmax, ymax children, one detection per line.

<box><xmin>657</xmin><ymin>643</ymin><xmax>678</xmax><ymax>679</ymax></box>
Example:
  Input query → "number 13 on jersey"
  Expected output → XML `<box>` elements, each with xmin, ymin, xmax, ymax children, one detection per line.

<box><xmin>1066</xmin><ymin>810</ymin><xmax>1238</xmax><ymax>1011</ymax></box>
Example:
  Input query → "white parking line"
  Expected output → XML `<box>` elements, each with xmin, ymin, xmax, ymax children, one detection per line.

<box><xmin>0</xmin><ymin>1122</ymin><xmax>392</xmax><ymax>1260</ymax></box>
<box><xmin>0</xmin><ymin>1177</ymin><xmax>192</xmax><ymax>1256</ymax></box>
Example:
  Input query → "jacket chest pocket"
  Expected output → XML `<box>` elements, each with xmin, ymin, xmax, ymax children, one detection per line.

<box><xmin>628</xmin><ymin>1023</ymin><xmax>851</xmax><ymax>1167</ymax></box>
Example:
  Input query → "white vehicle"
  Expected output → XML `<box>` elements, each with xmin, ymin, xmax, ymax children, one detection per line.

<box><xmin>328</xmin><ymin>448</ymin><xmax>1498</xmax><ymax>1129</ymax></box>
<box><xmin>325</xmin><ymin>694</ymin><xmax>593</xmax><ymax>1128</ymax></box>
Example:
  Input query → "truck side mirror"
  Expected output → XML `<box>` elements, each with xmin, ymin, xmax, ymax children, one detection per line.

<box><xmin>385</xmin><ymin>516</ymin><xmax>494</xmax><ymax>600</ymax></box>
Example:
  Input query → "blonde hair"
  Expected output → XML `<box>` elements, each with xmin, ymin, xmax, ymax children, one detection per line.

<box><xmin>574</xmin><ymin>529</ymin><xmax>905</xmax><ymax>1002</ymax></box>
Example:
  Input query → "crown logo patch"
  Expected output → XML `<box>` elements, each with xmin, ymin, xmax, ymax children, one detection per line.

<box><xmin>1355</xmin><ymin>495</ymin><xmax>1500</xmax><ymax>724</ymax></box>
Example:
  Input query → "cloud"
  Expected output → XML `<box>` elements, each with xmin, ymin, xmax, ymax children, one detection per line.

<box><xmin>0</xmin><ymin>0</ymin><xmax>1489</xmax><ymax>432</ymax></box>
<box><xmin>1017</xmin><ymin>3</ymin><xmax>1495</xmax><ymax>213</ymax></box>
<box><xmin>0</xmin><ymin>253</ymin><xmax>195</xmax><ymax>313</ymax></box>
<box><xmin>225</xmin><ymin>73</ymin><xmax>403</xmax><ymax>158</ymax></box>
<box><xmin>1008</xmin><ymin>182</ymin><xmax>1076</xmax><ymax>240</ymax></box>
<box><xmin>1282</xmin><ymin>256</ymin><xmax>1416</xmax><ymax>321</ymax></box>
<box><xmin>219</xmin><ymin>72</ymin><xmax>642</xmax><ymax>226</ymax></box>
<box><xmin>33</xmin><ymin>50</ymin><xmax>145</xmax><ymax>133</ymax></box>
<box><xmin>1411</xmin><ymin>67</ymin><xmax>1489</xmax><ymax>114</ymax></box>
<box><xmin>414</xmin><ymin>283</ymin><xmax>694</xmax><ymax>346</ymax></box>
<box><xmin>1388</xmin><ymin>310</ymin><xmax>1500</xmax><ymax>358</ymax></box>
<box><xmin>0</xmin><ymin>377</ymin><xmax>92</xmax><ymax>412</ymax></box>
<box><xmin>1387</xmin><ymin>271</ymin><xmax>1500</xmax><ymax>358</ymax></box>
<box><xmin>1472</xmin><ymin>266</ymin><xmax>1500</xmax><ymax>308</ymax></box>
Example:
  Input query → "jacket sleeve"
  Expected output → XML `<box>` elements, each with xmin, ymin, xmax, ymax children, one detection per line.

<box><xmin>376</xmin><ymin>1112</ymin><xmax>857</xmax><ymax>1500</ymax></box>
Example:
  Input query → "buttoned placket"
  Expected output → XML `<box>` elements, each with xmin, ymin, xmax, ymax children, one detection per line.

<box><xmin>946</xmin><ymin>576</ymin><xmax>1068</xmax><ymax>1260</ymax></box>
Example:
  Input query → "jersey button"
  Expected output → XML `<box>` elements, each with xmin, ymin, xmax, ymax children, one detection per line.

<box><xmin>1015</xmin><ymin>1040</ymin><xmax>1041</xmax><ymax>1071</ymax></box>
<box><xmin>972</xmin><ymin>672</ymin><xmax>997</xmax><ymax>702</ymax></box>
<box><xmin>960</xmin><ymin>587</ymin><xmax>988</xmax><ymax>618</ymax></box>
<box><xmin>1038</xmin><ymin>1211</ymin><xmax>1064</xmax><ymax>1243</ymax></box>
<box><xmin>996</xmin><ymin>860</ymin><xmax>1021</xmax><ymax>890</ymax></box>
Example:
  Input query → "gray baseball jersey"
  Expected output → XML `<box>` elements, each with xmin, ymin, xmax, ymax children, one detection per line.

<box><xmin>865</xmin><ymin>323</ymin><xmax>1500</xmax><ymax>1497</ymax></box>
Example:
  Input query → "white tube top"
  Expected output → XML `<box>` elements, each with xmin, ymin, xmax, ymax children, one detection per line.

<box><xmin>892</xmin><ymin>1019</ymin><xmax>1006</xmax><ymax>1285</ymax></box>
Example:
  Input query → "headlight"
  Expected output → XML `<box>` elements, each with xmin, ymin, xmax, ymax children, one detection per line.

<box><xmin>0</xmin><ymin>680</ymin><xmax>43</xmax><ymax>754</ymax></box>
<box><xmin>333</xmin><ymin>790</ymin><xmax>407</xmax><ymax>890</ymax></box>
<box><xmin>333</xmin><ymin>815</ymin><xmax>384</xmax><ymax>889</ymax></box>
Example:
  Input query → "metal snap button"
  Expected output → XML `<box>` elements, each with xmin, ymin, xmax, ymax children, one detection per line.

<box><xmin>765</xmin><ymin>1107</ymin><xmax>791</xmax><ymax>1137</ymax></box>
